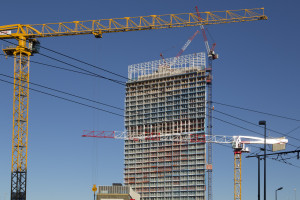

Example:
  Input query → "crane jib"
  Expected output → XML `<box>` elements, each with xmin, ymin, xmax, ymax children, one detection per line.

<box><xmin>0</xmin><ymin>8</ymin><xmax>266</xmax><ymax>39</ymax></box>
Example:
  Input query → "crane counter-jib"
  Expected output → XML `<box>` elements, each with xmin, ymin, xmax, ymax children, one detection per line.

<box><xmin>0</xmin><ymin>8</ymin><xmax>266</xmax><ymax>39</ymax></box>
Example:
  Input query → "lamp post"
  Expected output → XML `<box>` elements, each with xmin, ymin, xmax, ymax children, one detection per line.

<box><xmin>275</xmin><ymin>187</ymin><xmax>283</xmax><ymax>200</ymax></box>
<box><xmin>294</xmin><ymin>188</ymin><xmax>297</xmax><ymax>200</ymax></box>
<box><xmin>258</xmin><ymin>155</ymin><xmax>261</xmax><ymax>200</ymax></box>
<box><xmin>259</xmin><ymin>120</ymin><xmax>267</xmax><ymax>200</ymax></box>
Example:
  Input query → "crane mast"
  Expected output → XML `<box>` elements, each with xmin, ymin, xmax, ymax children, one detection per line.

<box><xmin>10</xmin><ymin>41</ymin><xmax>29</xmax><ymax>200</ymax></box>
<box><xmin>2</xmin><ymin>37</ymin><xmax>39</xmax><ymax>200</ymax></box>
<box><xmin>0</xmin><ymin>8</ymin><xmax>267</xmax><ymax>200</ymax></box>
<box><xmin>195</xmin><ymin>6</ymin><xmax>218</xmax><ymax>200</ymax></box>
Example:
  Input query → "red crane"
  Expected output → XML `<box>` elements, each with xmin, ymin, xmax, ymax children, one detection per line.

<box><xmin>159</xmin><ymin>30</ymin><xmax>200</xmax><ymax>64</ymax></box>
<box><xmin>176</xmin><ymin>30</ymin><xmax>200</xmax><ymax>58</ymax></box>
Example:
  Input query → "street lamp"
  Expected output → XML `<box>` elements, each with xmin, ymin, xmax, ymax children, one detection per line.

<box><xmin>275</xmin><ymin>187</ymin><xmax>283</xmax><ymax>200</ymax></box>
<box><xmin>259</xmin><ymin>120</ymin><xmax>267</xmax><ymax>200</ymax></box>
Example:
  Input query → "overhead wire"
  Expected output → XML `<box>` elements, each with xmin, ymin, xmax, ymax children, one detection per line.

<box><xmin>38</xmin><ymin>52</ymin><xmax>126</xmax><ymax>85</ymax></box>
<box><xmin>213</xmin><ymin>101</ymin><xmax>300</xmax><ymax>122</ymax></box>
<box><xmin>1</xmin><ymin>33</ymin><xmax>130</xmax><ymax>81</ymax></box>
<box><xmin>285</xmin><ymin>126</ymin><xmax>300</xmax><ymax>136</ymax></box>
<box><xmin>0</xmin><ymin>53</ymin><xmax>125</xmax><ymax>84</ymax></box>
<box><xmin>210</xmin><ymin>114</ymin><xmax>300</xmax><ymax>149</ymax></box>
<box><xmin>213</xmin><ymin>136</ymin><xmax>300</xmax><ymax>169</ymax></box>
<box><xmin>211</xmin><ymin>112</ymin><xmax>299</xmax><ymax>149</ymax></box>
<box><xmin>32</xmin><ymin>59</ymin><xmax>113</xmax><ymax>79</ymax></box>
<box><xmin>211</xmin><ymin>114</ymin><xmax>263</xmax><ymax>136</ymax></box>
<box><xmin>212</xmin><ymin>108</ymin><xmax>300</xmax><ymax>144</ymax></box>
<box><xmin>0</xmin><ymin>78</ymin><xmax>124</xmax><ymax>117</ymax></box>
<box><xmin>0</xmin><ymin>73</ymin><xmax>124</xmax><ymax>111</ymax></box>
<box><xmin>0</xmin><ymin>39</ymin><xmax>126</xmax><ymax>86</ymax></box>
<box><xmin>269</xmin><ymin>155</ymin><xmax>300</xmax><ymax>169</ymax></box>
<box><xmin>39</xmin><ymin>45</ymin><xmax>129</xmax><ymax>80</ymax></box>
<box><xmin>246</xmin><ymin>145</ymin><xmax>300</xmax><ymax>169</ymax></box>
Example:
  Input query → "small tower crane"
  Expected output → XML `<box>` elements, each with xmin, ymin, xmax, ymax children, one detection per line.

<box><xmin>230</xmin><ymin>136</ymin><xmax>288</xmax><ymax>200</ymax></box>
<box><xmin>82</xmin><ymin>131</ymin><xmax>287</xmax><ymax>200</ymax></box>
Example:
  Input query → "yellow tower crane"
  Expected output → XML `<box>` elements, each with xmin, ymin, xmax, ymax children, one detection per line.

<box><xmin>0</xmin><ymin>8</ymin><xmax>266</xmax><ymax>200</ymax></box>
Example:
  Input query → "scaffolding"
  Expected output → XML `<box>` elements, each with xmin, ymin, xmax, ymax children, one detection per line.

<box><xmin>128</xmin><ymin>53</ymin><xmax>206</xmax><ymax>81</ymax></box>
<box><xmin>124</xmin><ymin>53</ymin><xmax>207</xmax><ymax>200</ymax></box>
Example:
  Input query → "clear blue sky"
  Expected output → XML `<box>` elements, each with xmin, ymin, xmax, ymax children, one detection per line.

<box><xmin>0</xmin><ymin>0</ymin><xmax>299</xmax><ymax>200</ymax></box>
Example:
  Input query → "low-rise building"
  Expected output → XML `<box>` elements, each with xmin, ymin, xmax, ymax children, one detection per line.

<box><xmin>97</xmin><ymin>183</ymin><xmax>140</xmax><ymax>200</ymax></box>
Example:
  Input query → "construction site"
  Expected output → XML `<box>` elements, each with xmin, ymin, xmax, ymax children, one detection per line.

<box><xmin>0</xmin><ymin>1</ymin><xmax>299</xmax><ymax>200</ymax></box>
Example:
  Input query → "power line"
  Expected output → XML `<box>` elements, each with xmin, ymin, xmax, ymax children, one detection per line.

<box><xmin>212</xmin><ymin>115</ymin><xmax>263</xmax><ymax>136</ymax></box>
<box><xmin>270</xmin><ymin>157</ymin><xmax>300</xmax><ymax>169</ymax></box>
<box><xmin>0</xmin><ymin>53</ymin><xmax>125</xmax><ymax>84</ymax></box>
<box><xmin>286</xmin><ymin>126</ymin><xmax>300</xmax><ymax>136</ymax></box>
<box><xmin>211</xmin><ymin>113</ymin><xmax>299</xmax><ymax>149</ymax></box>
<box><xmin>247</xmin><ymin>149</ymin><xmax>300</xmax><ymax>158</ymax></box>
<box><xmin>215</xmin><ymin>138</ymin><xmax>300</xmax><ymax>169</ymax></box>
<box><xmin>32</xmin><ymin>59</ymin><xmax>110</xmax><ymax>79</ymax></box>
<box><xmin>213</xmin><ymin>108</ymin><xmax>300</xmax><ymax>143</ymax></box>
<box><xmin>1</xmin><ymin>35</ymin><xmax>129</xmax><ymax>81</ymax></box>
<box><xmin>246</xmin><ymin>149</ymin><xmax>300</xmax><ymax>169</ymax></box>
<box><xmin>0</xmin><ymin>73</ymin><xmax>124</xmax><ymax>111</ymax></box>
<box><xmin>39</xmin><ymin>45</ymin><xmax>129</xmax><ymax>80</ymax></box>
<box><xmin>0</xmin><ymin>39</ymin><xmax>126</xmax><ymax>86</ymax></box>
<box><xmin>0</xmin><ymin>78</ymin><xmax>124</xmax><ymax>117</ymax></box>
<box><xmin>38</xmin><ymin>52</ymin><xmax>126</xmax><ymax>85</ymax></box>
<box><xmin>213</xmin><ymin>101</ymin><xmax>300</xmax><ymax>122</ymax></box>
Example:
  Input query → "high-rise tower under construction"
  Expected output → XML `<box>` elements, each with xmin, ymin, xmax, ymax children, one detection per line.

<box><xmin>124</xmin><ymin>53</ymin><xmax>207</xmax><ymax>200</ymax></box>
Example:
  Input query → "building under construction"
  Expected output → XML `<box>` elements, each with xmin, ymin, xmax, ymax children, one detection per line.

<box><xmin>124</xmin><ymin>53</ymin><xmax>207</xmax><ymax>200</ymax></box>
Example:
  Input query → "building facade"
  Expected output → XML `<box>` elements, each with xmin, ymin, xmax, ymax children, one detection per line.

<box><xmin>124</xmin><ymin>53</ymin><xmax>207</xmax><ymax>200</ymax></box>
